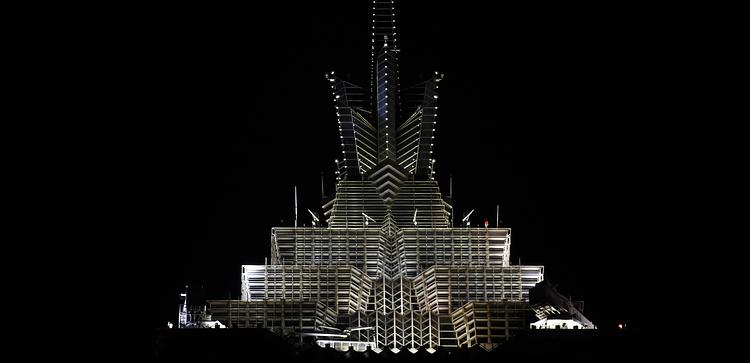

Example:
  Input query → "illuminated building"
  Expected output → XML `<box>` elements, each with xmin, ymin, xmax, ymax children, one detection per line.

<box><xmin>204</xmin><ymin>0</ymin><xmax>592</xmax><ymax>352</ymax></box>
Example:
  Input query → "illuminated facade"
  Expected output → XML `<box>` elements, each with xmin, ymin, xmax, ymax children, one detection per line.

<box><xmin>206</xmin><ymin>0</ymin><xmax>564</xmax><ymax>352</ymax></box>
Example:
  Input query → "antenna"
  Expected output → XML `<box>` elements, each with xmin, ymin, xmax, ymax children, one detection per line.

<box><xmin>462</xmin><ymin>209</ymin><xmax>474</xmax><ymax>227</ymax></box>
<box><xmin>294</xmin><ymin>186</ymin><xmax>298</xmax><ymax>227</ymax></box>
<box><xmin>308</xmin><ymin>209</ymin><xmax>319</xmax><ymax>227</ymax></box>
<box><xmin>496</xmin><ymin>204</ymin><xmax>500</xmax><ymax>227</ymax></box>
<box><xmin>362</xmin><ymin>212</ymin><xmax>376</xmax><ymax>227</ymax></box>
<box><xmin>321</xmin><ymin>172</ymin><xmax>325</xmax><ymax>200</ymax></box>
<box><xmin>449</xmin><ymin>175</ymin><xmax>454</xmax><ymax>226</ymax></box>
<box><xmin>449</xmin><ymin>174</ymin><xmax>453</xmax><ymax>198</ymax></box>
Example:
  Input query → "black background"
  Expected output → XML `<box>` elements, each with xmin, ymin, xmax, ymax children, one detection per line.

<box><xmin>102</xmin><ymin>1</ymin><xmax>699</xmax><ymax>344</ymax></box>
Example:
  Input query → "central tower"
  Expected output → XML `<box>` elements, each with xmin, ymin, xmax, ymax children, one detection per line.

<box><xmin>373</xmin><ymin>1</ymin><xmax>398</xmax><ymax>163</ymax></box>
<box><xmin>327</xmin><ymin>0</ymin><xmax>440</xmax><ymax>182</ymax></box>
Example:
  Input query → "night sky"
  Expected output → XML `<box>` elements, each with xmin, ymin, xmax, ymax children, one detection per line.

<box><xmin>128</xmin><ymin>1</ymin><xmax>672</xmax><ymax>336</ymax></box>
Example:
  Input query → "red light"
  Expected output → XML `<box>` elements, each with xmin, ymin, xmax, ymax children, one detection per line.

<box><xmin>484</xmin><ymin>220</ymin><xmax>489</xmax><ymax>228</ymax></box>
<box><xmin>617</xmin><ymin>323</ymin><xmax>623</xmax><ymax>329</ymax></box>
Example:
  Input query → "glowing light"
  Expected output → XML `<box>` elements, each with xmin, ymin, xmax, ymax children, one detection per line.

<box><xmin>236</xmin><ymin>1</ymin><xmax>557</xmax><ymax>348</ymax></box>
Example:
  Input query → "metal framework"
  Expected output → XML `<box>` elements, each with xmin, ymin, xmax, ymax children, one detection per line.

<box><xmin>208</xmin><ymin>300</ymin><xmax>336</xmax><ymax>332</ymax></box>
<box><xmin>206</xmin><ymin>0</ymin><xmax>550</xmax><ymax>352</ymax></box>
<box><xmin>451</xmin><ymin>302</ymin><xmax>531</xmax><ymax>351</ymax></box>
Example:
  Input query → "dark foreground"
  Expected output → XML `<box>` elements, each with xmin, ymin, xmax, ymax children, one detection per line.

<box><xmin>155</xmin><ymin>328</ymin><xmax>644</xmax><ymax>363</ymax></box>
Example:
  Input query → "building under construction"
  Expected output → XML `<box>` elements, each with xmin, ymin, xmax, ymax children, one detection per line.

<box><xmin>202</xmin><ymin>0</ymin><xmax>592</xmax><ymax>352</ymax></box>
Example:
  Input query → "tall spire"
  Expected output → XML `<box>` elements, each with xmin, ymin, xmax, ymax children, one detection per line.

<box><xmin>372</xmin><ymin>1</ymin><xmax>398</xmax><ymax>162</ymax></box>
<box><xmin>327</xmin><ymin>0</ymin><xmax>443</xmax><ymax>181</ymax></box>
<box><xmin>371</xmin><ymin>0</ymin><xmax>398</xmax><ymax>74</ymax></box>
